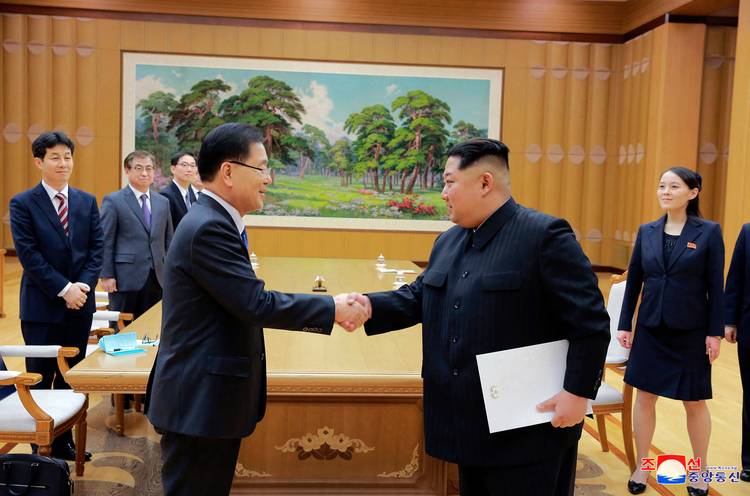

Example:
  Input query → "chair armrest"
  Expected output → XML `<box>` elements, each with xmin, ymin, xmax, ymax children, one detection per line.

<box><xmin>605</xmin><ymin>358</ymin><xmax>628</xmax><ymax>368</ymax></box>
<box><xmin>12</xmin><ymin>375</ymin><xmax>53</xmax><ymax>422</ymax></box>
<box><xmin>0</xmin><ymin>371</ymin><xmax>42</xmax><ymax>387</ymax></box>
<box><xmin>57</xmin><ymin>347</ymin><xmax>79</xmax><ymax>376</ymax></box>
<box><xmin>91</xmin><ymin>328</ymin><xmax>115</xmax><ymax>339</ymax></box>
<box><xmin>0</xmin><ymin>345</ymin><xmax>61</xmax><ymax>358</ymax></box>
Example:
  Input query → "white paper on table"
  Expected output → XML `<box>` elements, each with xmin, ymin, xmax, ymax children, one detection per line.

<box><xmin>476</xmin><ymin>339</ymin><xmax>593</xmax><ymax>433</ymax></box>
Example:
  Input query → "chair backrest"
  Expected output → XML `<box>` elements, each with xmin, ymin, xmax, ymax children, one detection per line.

<box><xmin>605</xmin><ymin>276</ymin><xmax>630</xmax><ymax>363</ymax></box>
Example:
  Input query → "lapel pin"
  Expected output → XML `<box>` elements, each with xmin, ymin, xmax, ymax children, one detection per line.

<box><xmin>687</xmin><ymin>242</ymin><xmax>697</xmax><ymax>250</ymax></box>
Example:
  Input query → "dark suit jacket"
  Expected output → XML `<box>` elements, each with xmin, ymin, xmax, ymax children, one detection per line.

<box><xmin>724</xmin><ymin>223</ymin><xmax>750</xmax><ymax>347</ymax></box>
<box><xmin>619</xmin><ymin>216</ymin><xmax>724</xmax><ymax>336</ymax></box>
<box><xmin>146</xmin><ymin>194</ymin><xmax>335</xmax><ymax>439</ymax></box>
<box><xmin>100</xmin><ymin>187</ymin><xmax>173</xmax><ymax>291</ymax></box>
<box><xmin>9</xmin><ymin>183</ymin><xmax>104</xmax><ymax>323</ymax></box>
<box><xmin>160</xmin><ymin>181</ymin><xmax>196</xmax><ymax>229</ymax></box>
<box><xmin>364</xmin><ymin>198</ymin><xmax>610</xmax><ymax>467</ymax></box>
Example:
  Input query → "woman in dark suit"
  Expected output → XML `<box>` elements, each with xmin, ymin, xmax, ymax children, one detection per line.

<box><xmin>617</xmin><ymin>167</ymin><xmax>724</xmax><ymax>496</ymax></box>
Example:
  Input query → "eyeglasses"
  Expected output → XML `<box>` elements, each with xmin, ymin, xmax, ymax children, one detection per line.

<box><xmin>227</xmin><ymin>160</ymin><xmax>270</xmax><ymax>179</ymax></box>
<box><xmin>176</xmin><ymin>162</ymin><xmax>197</xmax><ymax>169</ymax></box>
<box><xmin>132</xmin><ymin>165</ymin><xmax>155</xmax><ymax>173</ymax></box>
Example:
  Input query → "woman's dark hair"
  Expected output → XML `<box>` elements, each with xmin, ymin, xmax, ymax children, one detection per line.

<box><xmin>663</xmin><ymin>166</ymin><xmax>702</xmax><ymax>218</ymax></box>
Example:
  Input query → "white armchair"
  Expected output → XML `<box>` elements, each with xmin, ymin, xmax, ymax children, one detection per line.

<box><xmin>591</xmin><ymin>272</ymin><xmax>636</xmax><ymax>472</ymax></box>
<box><xmin>87</xmin><ymin>310</ymin><xmax>134</xmax><ymax>357</ymax></box>
<box><xmin>0</xmin><ymin>345</ymin><xmax>88</xmax><ymax>476</ymax></box>
<box><xmin>94</xmin><ymin>291</ymin><xmax>109</xmax><ymax>310</ymax></box>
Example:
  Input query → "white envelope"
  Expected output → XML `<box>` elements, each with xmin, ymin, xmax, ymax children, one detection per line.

<box><xmin>476</xmin><ymin>339</ymin><xmax>593</xmax><ymax>433</ymax></box>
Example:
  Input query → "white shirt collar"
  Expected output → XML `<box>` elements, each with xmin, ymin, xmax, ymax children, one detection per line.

<box><xmin>41</xmin><ymin>180</ymin><xmax>69</xmax><ymax>202</ymax></box>
<box><xmin>129</xmin><ymin>183</ymin><xmax>150</xmax><ymax>200</ymax></box>
<box><xmin>200</xmin><ymin>189</ymin><xmax>245</xmax><ymax>235</ymax></box>
<box><xmin>172</xmin><ymin>179</ymin><xmax>193</xmax><ymax>199</ymax></box>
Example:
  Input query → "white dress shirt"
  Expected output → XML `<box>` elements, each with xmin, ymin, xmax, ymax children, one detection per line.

<box><xmin>41</xmin><ymin>181</ymin><xmax>88</xmax><ymax>297</ymax></box>
<box><xmin>200</xmin><ymin>189</ymin><xmax>245</xmax><ymax>236</ymax></box>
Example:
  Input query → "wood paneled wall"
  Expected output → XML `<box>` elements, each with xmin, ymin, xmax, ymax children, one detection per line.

<box><xmin>724</xmin><ymin>0</ymin><xmax>750</xmax><ymax>267</ymax></box>
<box><xmin>0</xmin><ymin>13</ymin><xmax>736</xmax><ymax>267</ymax></box>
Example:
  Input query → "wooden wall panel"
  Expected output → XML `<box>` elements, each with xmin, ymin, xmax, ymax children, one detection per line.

<box><xmin>723</xmin><ymin>0</ymin><xmax>750</xmax><ymax>267</ymax></box>
<box><xmin>579</xmin><ymin>43</ymin><xmax>612</xmax><ymax>262</ymax></box>
<box><xmin>1</xmin><ymin>14</ymin><xmax>27</xmax><ymax>247</ymax></box>
<box><xmin>559</xmin><ymin>42</ymin><xmax>589</xmax><ymax>239</ymax></box>
<box><xmin>698</xmin><ymin>27</ymin><xmax>736</xmax><ymax>223</ymax></box>
<box><xmin>1</xmin><ymin>0</ymin><xmax>626</xmax><ymax>35</ymax></box>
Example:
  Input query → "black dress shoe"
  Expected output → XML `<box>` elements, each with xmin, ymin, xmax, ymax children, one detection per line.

<box><xmin>741</xmin><ymin>468</ymin><xmax>750</xmax><ymax>482</ymax></box>
<box><xmin>51</xmin><ymin>443</ymin><xmax>92</xmax><ymax>462</ymax></box>
<box><xmin>627</xmin><ymin>480</ymin><xmax>647</xmax><ymax>494</ymax></box>
<box><xmin>686</xmin><ymin>486</ymin><xmax>709</xmax><ymax>496</ymax></box>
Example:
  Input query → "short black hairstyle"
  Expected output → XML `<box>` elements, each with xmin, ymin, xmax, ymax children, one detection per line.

<box><xmin>31</xmin><ymin>131</ymin><xmax>75</xmax><ymax>159</ymax></box>
<box><xmin>123</xmin><ymin>150</ymin><xmax>156</xmax><ymax>169</ymax></box>
<box><xmin>197</xmin><ymin>123</ymin><xmax>264</xmax><ymax>182</ymax></box>
<box><xmin>446</xmin><ymin>138</ymin><xmax>509</xmax><ymax>170</ymax></box>
<box><xmin>170</xmin><ymin>150</ymin><xmax>195</xmax><ymax>166</ymax></box>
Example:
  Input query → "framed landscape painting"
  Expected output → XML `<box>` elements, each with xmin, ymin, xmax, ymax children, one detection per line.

<box><xmin>122</xmin><ymin>53</ymin><xmax>503</xmax><ymax>231</ymax></box>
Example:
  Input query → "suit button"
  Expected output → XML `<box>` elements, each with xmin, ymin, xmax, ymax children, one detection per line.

<box><xmin>454</xmin><ymin>301</ymin><xmax>460</xmax><ymax>309</ymax></box>
<box><xmin>451</xmin><ymin>336</ymin><xmax>458</xmax><ymax>343</ymax></box>
<box><xmin>462</xmin><ymin>271</ymin><xmax>469</xmax><ymax>278</ymax></box>
<box><xmin>261</xmin><ymin>353</ymin><xmax>265</xmax><ymax>361</ymax></box>
<box><xmin>452</xmin><ymin>369</ymin><xmax>459</xmax><ymax>376</ymax></box>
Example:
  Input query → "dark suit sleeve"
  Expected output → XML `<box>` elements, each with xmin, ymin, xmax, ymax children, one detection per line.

<box><xmin>160</xmin><ymin>191</ymin><xmax>177</xmax><ymax>228</ymax></box>
<box><xmin>363</xmin><ymin>275</ymin><xmax>424</xmax><ymax>336</ymax></box>
<box><xmin>725</xmin><ymin>226</ymin><xmax>746</xmax><ymax>327</ymax></box>
<box><xmin>706</xmin><ymin>223</ymin><xmax>725</xmax><ymax>337</ymax></box>
<box><xmin>9</xmin><ymin>196</ymin><xmax>69</xmax><ymax>297</ymax></box>
<box><xmin>78</xmin><ymin>196</ymin><xmax>104</xmax><ymax>289</ymax></box>
<box><xmin>618</xmin><ymin>226</ymin><xmax>644</xmax><ymax>331</ymax></box>
<box><xmin>190</xmin><ymin>221</ymin><xmax>335</xmax><ymax>332</ymax></box>
<box><xmin>99</xmin><ymin>194</ymin><xmax>117</xmax><ymax>279</ymax></box>
<box><xmin>164</xmin><ymin>203</ymin><xmax>174</xmax><ymax>253</ymax></box>
<box><xmin>540</xmin><ymin>219</ymin><xmax>609</xmax><ymax>399</ymax></box>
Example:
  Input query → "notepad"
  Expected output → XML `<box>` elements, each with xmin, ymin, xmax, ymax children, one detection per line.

<box><xmin>98</xmin><ymin>332</ymin><xmax>146</xmax><ymax>356</ymax></box>
<box><xmin>476</xmin><ymin>339</ymin><xmax>592</xmax><ymax>433</ymax></box>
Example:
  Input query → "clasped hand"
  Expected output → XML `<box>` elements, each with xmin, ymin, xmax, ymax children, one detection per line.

<box><xmin>63</xmin><ymin>282</ymin><xmax>90</xmax><ymax>310</ymax></box>
<box><xmin>333</xmin><ymin>292</ymin><xmax>372</xmax><ymax>332</ymax></box>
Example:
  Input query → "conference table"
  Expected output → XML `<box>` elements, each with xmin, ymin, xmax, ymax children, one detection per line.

<box><xmin>66</xmin><ymin>257</ymin><xmax>449</xmax><ymax>495</ymax></box>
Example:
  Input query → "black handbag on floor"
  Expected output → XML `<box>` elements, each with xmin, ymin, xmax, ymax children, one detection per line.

<box><xmin>0</xmin><ymin>454</ymin><xmax>73</xmax><ymax>495</ymax></box>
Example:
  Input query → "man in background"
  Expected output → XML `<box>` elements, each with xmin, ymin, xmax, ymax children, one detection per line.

<box><xmin>9</xmin><ymin>131</ymin><xmax>102</xmax><ymax>460</ymax></box>
<box><xmin>100</xmin><ymin>150</ymin><xmax>172</xmax><ymax>320</ymax></box>
<box><xmin>160</xmin><ymin>150</ymin><xmax>198</xmax><ymax>229</ymax></box>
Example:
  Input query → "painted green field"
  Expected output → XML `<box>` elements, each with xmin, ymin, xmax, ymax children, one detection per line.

<box><xmin>255</xmin><ymin>174</ymin><xmax>448</xmax><ymax>220</ymax></box>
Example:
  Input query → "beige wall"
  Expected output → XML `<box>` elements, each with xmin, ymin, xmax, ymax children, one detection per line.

<box><xmin>0</xmin><ymin>14</ymin><xmax>735</xmax><ymax>267</ymax></box>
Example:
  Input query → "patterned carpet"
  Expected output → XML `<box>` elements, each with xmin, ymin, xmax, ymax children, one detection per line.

<box><xmin>6</xmin><ymin>394</ymin><xmax>644</xmax><ymax>495</ymax></box>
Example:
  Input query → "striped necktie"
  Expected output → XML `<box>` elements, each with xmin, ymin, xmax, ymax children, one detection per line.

<box><xmin>55</xmin><ymin>193</ymin><xmax>69</xmax><ymax>235</ymax></box>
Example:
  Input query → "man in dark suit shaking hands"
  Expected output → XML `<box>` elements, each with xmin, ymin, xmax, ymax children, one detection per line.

<box><xmin>145</xmin><ymin>123</ymin><xmax>368</xmax><ymax>496</ymax></box>
<box><xmin>348</xmin><ymin>139</ymin><xmax>610</xmax><ymax>496</ymax></box>
<box><xmin>9</xmin><ymin>131</ymin><xmax>103</xmax><ymax>461</ymax></box>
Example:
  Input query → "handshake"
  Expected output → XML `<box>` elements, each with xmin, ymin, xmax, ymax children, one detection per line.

<box><xmin>333</xmin><ymin>293</ymin><xmax>372</xmax><ymax>332</ymax></box>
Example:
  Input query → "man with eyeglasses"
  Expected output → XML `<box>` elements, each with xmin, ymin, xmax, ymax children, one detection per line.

<box><xmin>161</xmin><ymin>151</ymin><xmax>198</xmax><ymax>228</ymax></box>
<box><xmin>145</xmin><ymin>123</ymin><xmax>369</xmax><ymax>496</ymax></box>
<box><xmin>100</xmin><ymin>150</ymin><xmax>173</xmax><ymax>323</ymax></box>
